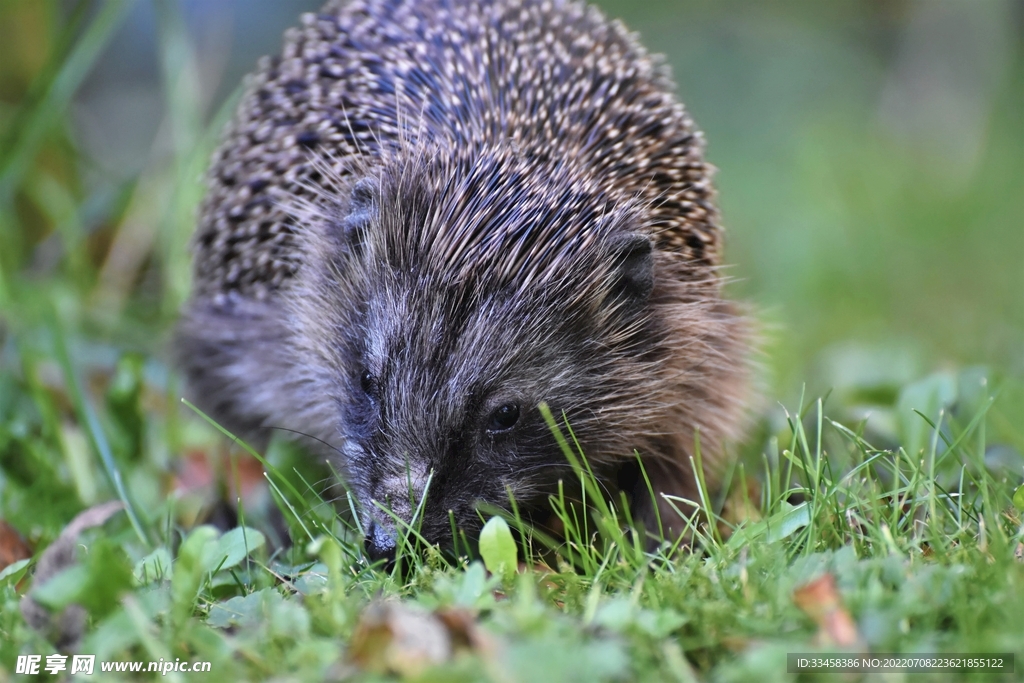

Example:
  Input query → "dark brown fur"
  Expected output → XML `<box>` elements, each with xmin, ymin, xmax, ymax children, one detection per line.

<box><xmin>178</xmin><ymin>0</ymin><xmax>750</xmax><ymax>555</ymax></box>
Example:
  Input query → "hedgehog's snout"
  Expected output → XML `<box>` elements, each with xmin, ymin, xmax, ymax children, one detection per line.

<box><xmin>369</xmin><ymin>471</ymin><xmax>429</xmax><ymax>520</ymax></box>
<box><xmin>362</xmin><ymin>470</ymin><xmax>430</xmax><ymax>560</ymax></box>
<box><xmin>364</xmin><ymin>520</ymin><xmax>397</xmax><ymax>566</ymax></box>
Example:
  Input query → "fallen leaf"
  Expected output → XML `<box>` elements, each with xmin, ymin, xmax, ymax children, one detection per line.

<box><xmin>0</xmin><ymin>520</ymin><xmax>32</xmax><ymax>571</ymax></box>
<box><xmin>720</xmin><ymin>635</ymin><xmax>751</xmax><ymax>652</ymax></box>
<box><xmin>793</xmin><ymin>573</ymin><xmax>862</xmax><ymax>648</ymax></box>
<box><xmin>349</xmin><ymin>601</ymin><xmax>451</xmax><ymax>676</ymax></box>
<box><xmin>436</xmin><ymin>607</ymin><xmax>497</xmax><ymax>656</ymax></box>
<box><xmin>349</xmin><ymin>601</ymin><xmax>499</xmax><ymax>677</ymax></box>
<box><xmin>20</xmin><ymin>501</ymin><xmax>124</xmax><ymax>648</ymax></box>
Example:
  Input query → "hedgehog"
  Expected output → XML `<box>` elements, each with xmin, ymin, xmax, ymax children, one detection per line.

<box><xmin>177</xmin><ymin>0</ymin><xmax>750</xmax><ymax>561</ymax></box>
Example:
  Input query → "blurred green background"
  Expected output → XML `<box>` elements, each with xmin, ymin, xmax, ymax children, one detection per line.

<box><xmin>1</xmin><ymin>0</ymin><xmax>1021</xmax><ymax>406</ymax></box>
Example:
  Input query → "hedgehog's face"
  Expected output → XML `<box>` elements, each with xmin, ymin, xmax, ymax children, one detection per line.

<box><xmin>342</xmin><ymin>282</ymin><xmax>579</xmax><ymax>561</ymax></box>
<box><xmin>297</xmin><ymin>155</ymin><xmax>665</xmax><ymax>562</ymax></box>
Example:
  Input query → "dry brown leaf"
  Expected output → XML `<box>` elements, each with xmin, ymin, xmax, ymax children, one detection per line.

<box><xmin>349</xmin><ymin>602</ymin><xmax>449</xmax><ymax>676</ymax></box>
<box><xmin>720</xmin><ymin>635</ymin><xmax>751</xmax><ymax>652</ymax></box>
<box><xmin>793</xmin><ymin>573</ymin><xmax>862</xmax><ymax>648</ymax></box>
<box><xmin>171</xmin><ymin>448</ymin><xmax>270</xmax><ymax>529</ymax></box>
<box><xmin>20</xmin><ymin>501</ymin><xmax>124</xmax><ymax>648</ymax></box>
<box><xmin>349</xmin><ymin>601</ymin><xmax>498</xmax><ymax>677</ymax></box>
<box><xmin>436</xmin><ymin>607</ymin><xmax>497</xmax><ymax>656</ymax></box>
<box><xmin>0</xmin><ymin>520</ymin><xmax>32</xmax><ymax>571</ymax></box>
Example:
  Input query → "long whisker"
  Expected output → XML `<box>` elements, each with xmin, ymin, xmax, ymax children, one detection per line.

<box><xmin>267</xmin><ymin>426</ymin><xmax>346</xmax><ymax>457</ymax></box>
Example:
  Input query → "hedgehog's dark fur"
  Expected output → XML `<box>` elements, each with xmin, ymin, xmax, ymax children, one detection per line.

<box><xmin>178</xmin><ymin>0</ymin><xmax>750</xmax><ymax>558</ymax></box>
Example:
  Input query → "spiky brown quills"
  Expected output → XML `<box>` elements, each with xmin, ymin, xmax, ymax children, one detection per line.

<box><xmin>180</xmin><ymin>0</ymin><xmax>752</xmax><ymax>540</ymax></box>
<box><xmin>192</xmin><ymin>0</ymin><xmax>721</xmax><ymax>302</ymax></box>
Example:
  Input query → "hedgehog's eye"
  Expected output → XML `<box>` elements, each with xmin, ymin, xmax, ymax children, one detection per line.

<box><xmin>487</xmin><ymin>403</ymin><xmax>520</xmax><ymax>433</ymax></box>
<box><xmin>359</xmin><ymin>370</ymin><xmax>377</xmax><ymax>397</ymax></box>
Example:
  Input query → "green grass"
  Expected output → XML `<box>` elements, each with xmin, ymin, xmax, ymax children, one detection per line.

<box><xmin>1</xmin><ymin>1</ymin><xmax>1023</xmax><ymax>681</ymax></box>
<box><xmin>2</xmin><ymin>334</ymin><xmax>1023</xmax><ymax>681</ymax></box>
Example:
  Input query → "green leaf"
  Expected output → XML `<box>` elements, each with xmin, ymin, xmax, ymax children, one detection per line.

<box><xmin>0</xmin><ymin>558</ymin><xmax>31</xmax><ymax>586</ymax></box>
<box><xmin>727</xmin><ymin>501</ymin><xmax>811</xmax><ymax>549</ymax></box>
<box><xmin>134</xmin><ymin>547</ymin><xmax>173</xmax><ymax>585</ymax></box>
<box><xmin>593</xmin><ymin>598</ymin><xmax>633</xmax><ymax>631</ymax></box>
<box><xmin>635</xmin><ymin>608</ymin><xmax>688</xmax><ymax>639</ymax></box>
<box><xmin>82</xmin><ymin>607</ymin><xmax>141</xmax><ymax>662</ymax></box>
<box><xmin>1013</xmin><ymin>484</ymin><xmax>1024</xmax><ymax>512</ymax></box>
<box><xmin>80</xmin><ymin>584</ymin><xmax>170</xmax><ymax>663</ymax></box>
<box><xmin>31</xmin><ymin>564</ymin><xmax>90</xmax><ymax>610</ymax></box>
<box><xmin>479</xmin><ymin>516</ymin><xmax>517</xmax><ymax>581</ymax></box>
<box><xmin>208</xmin><ymin>526</ymin><xmax>266</xmax><ymax>573</ymax></box>
<box><xmin>767</xmin><ymin>501</ymin><xmax>811</xmax><ymax>543</ymax></box>
<box><xmin>456</xmin><ymin>561</ymin><xmax>495</xmax><ymax>610</ymax></box>
<box><xmin>206</xmin><ymin>588</ymin><xmax>278</xmax><ymax>629</ymax></box>
<box><xmin>171</xmin><ymin>525</ymin><xmax>219</xmax><ymax>625</ymax></box>
<box><xmin>30</xmin><ymin>539</ymin><xmax>133</xmax><ymax>618</ymax></box>
<box><xmin>206</xmin><ymin>588</ymin><xmax>310</xmax><ymax>642</ymax></box>
<box><xmin>592</xmin><ymin>599</ymin><xmax>688</xmax><ymax>638</ymax></box>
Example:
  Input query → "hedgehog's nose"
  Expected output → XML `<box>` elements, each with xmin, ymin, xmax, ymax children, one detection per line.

<box><xmin>364</xmin><ymin>521</ymin><xmax>397</xmax><ymax>566</ymax></box>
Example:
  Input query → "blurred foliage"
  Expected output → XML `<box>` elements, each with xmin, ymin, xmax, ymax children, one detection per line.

<box><xmin>0</xmin><ymin>0</ymin><xmax>1020</xmax><ymax>383</ymax></box>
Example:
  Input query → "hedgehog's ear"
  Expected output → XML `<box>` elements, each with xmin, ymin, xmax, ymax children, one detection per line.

<box><xmin>604</xmin><ymin>233</ymin><xmax>654</xmax><ymax>309</ymax></box>
<box><xmin>334</xmin><ymin>176</ymin><xmax>378</xmax><ymax>255</ymax></box>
